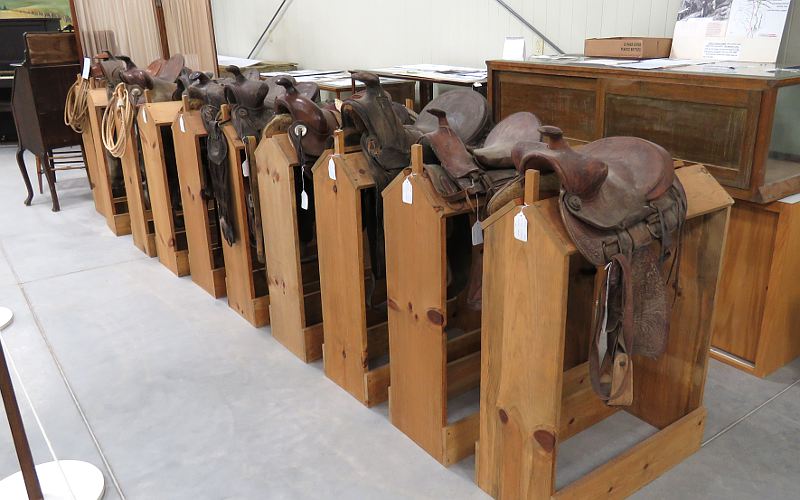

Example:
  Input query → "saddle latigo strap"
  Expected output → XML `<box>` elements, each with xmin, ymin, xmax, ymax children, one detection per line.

<box><xmin>514</xmin><ymin>126</ymin><xmax>687</xmax><ymax>406</ymax></box>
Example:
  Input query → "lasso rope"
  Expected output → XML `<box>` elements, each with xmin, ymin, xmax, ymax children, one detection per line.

<box><xmin>63</xmin><ymin>74</ymin><xmax>90</xmax><ymax>133</ymax></box>
<box><xmin>101</xmin><ymin>83</ymin><xmax>135</xmax><ymax>158</ymax></box>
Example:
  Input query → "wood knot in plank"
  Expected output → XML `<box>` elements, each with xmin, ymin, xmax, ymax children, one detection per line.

<box><xmin>533</xmin><ymin>430</ymin><xmax>555</xmax><ymax>453</ymax></box>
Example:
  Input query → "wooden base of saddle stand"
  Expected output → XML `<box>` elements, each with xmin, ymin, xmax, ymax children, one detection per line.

<box><xmin>711</xmin><ymin>198</ymin><xmax>800</xmax><ymax>377</ymax></box>
<box><xmin>86</xmin><ymin>88</ymin><xmax>131</xmax><ymax>236</ymax></box>
<box><xmin>171</xmin><ymin>98</ymin><xmax>226</xmax><ymax>298</ymax></box>
<box><xmin>313</xmin><ymin>133</ymin><xmax>391</xmax><ymax>405</ymax></box>
<box><xmin>138</xmin><ymin>99</ymin><xmax>189</xmax><ymax>276</ymax></box>
<box><xmin>475</xmin><ymin>165</ymin><xmax>733</xmax><ymax>499</ymax></box>
<box><xmin>253</xmin><ymin>133</ymin><xmax>323</xmax><ymax>362</ymax></box>
<box><xmin>219</xmin><ymin>112</ymin><xmax>269</xmax><ymax>327</ymax></box>
<box><xmin>115</xmin><ymin>102</ymin><xmax>157</xmax><ymax>258</ymax></box>
<box><xmin>383</xmin><ymin>145</ymin><xmax>488</xmax><ymax>465</ymax></box>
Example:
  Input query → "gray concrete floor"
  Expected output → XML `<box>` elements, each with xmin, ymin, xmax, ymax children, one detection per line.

<box><xmin>0</xmin><ymin>144</ymin><xmax>798</xmax><ymax>499</ymax></box>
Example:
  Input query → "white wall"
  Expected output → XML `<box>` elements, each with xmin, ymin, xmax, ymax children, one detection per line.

<box><xmin>211</xmin><ymin>0</ymin><xmax>684</xmax><ymax>70</ymax></box>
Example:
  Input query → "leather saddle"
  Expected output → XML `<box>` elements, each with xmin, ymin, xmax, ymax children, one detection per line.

<box><xmin>118</xmin><ymin>54</ymin><xmax>187</xmax><ymax>103</ymax></box>
<box><xmin>223</xmin><ymin>66</ymin><xmax>272</xmax><ymax>142</ymax></box>
<box><xmin>513</xmin><ymin>126</ymin><xmax>687</xmax><ymax>406</ymax></box>
<box><xmin>274</xmin><ymin>76</ymin><xmax>340</xmax><ymax>160</ymax></box>
<box><xmin>420</xmin><ymin>110</ymin><xmax>524</xmax><ymax>205</ymax></box>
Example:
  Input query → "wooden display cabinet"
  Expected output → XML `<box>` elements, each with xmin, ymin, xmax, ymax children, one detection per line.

<box><xmin>171</xmin><ymin>99</ymin><xmax>226</xmax><ymax>298</ymax></box>
<box><xmin>86</xmin><ymin>88</ymin><xmax>131</xmax><ymax>236</ymax></box>
<box><xmin>486</xmin><ymin>60</ymin><xmax>800</xmax><ymax>204</ymax></box>
<box><xmin>312</xmin><ymin>133</ymin><xmax>391</xmax><ymax>406</ymax></box>
<box><xmin>138</xmin><ymin>100</ymin><xmax>189</xmax><ymax>275</ymax></box>
<box><xmin>382</xmin><ymin>145</ymin><xmax>483</xmax><ymax>465</ymax></box>
<box><xmin>115</xmin><ymin>100</ymin><xmax>157</xmax><ymax>258</ymax></box>
<box><xmin>219</xmin><ymin>113</ymin><xmax>269</xmax><ymax>327</ymax></box>
<box><xmin>252</xmin><ymin>133</ymin><xmax>324</xmax><ymax>362</ymax></box>
<box><xmin>711</xmin><ymin>198</ymin><xmax>800</xmax><ymax>376</ymax></box>
<box><xmin>476</xmin><ymin>165</ymin><xmax>733</xmax><ymax>499</ymax></box>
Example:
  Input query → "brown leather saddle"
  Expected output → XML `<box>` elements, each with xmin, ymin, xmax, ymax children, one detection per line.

<box><xmin>513</xmin><ymin>126</ymin><xmax>687</xmax><ymax>406</ymax></box>
<box><xmin>420</xmin><ymin>110</ymin><xmax>529</xmax><ymax>205</ymax></box>
<box><xmin>118</xmin><ymin>54</ymin><xmax>187</xmax><ymax>103</ymax></box>
<box><xmin>271</xmin><ymin>76</ymin><xmax>339</xmax><ymax>246</ymax></box>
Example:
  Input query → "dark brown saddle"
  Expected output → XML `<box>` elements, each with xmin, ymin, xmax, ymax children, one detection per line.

<box><xmin>274</xmin><ymin>77</ymin><xmax>339</xmax><ymax>160</ymax></box>
<box><xmin>412</xmin><ymin>88</ymin><xmax>491</xmax><ymax>146</ymax></box>
<box><xmin>472</xmin><ymin>112</ymin><xmax>542</xmax><ymax>168</ymax></box>
<box><xmin>421</xmin><ymin>110</ymin><xmax>519</xmax><ymax>204</ymax></box>
<box><xmin>117</xmin><ymin>54</ymin><xmax>187</xmax><ymax>103</ymax></box>
<box><xmin>513</xmin><ymin>126</ymin><xmax>687</xmax><ymax>406</ymax></box>
<box><xmin>223</xmin><ymin>65</ymin><xmax>273</xmax><ymax>141</ymax></box>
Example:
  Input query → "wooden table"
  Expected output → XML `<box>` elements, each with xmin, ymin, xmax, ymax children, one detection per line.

<box><xmin>486</xmin><ymin>59</ymin><xmax>800</xmax><ymax>204</ymax></box>
<box><xmin>370</xmin><ymin>65</ymin><xmax>487</xmax><ymax>109</ymax></box>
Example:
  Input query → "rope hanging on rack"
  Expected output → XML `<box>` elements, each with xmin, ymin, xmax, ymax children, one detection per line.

<box><xmin>101</xmin><ymin>83</ymin><xmax>135</xmax><ymax>158</ymax></box>
<box><xmin>64</xmin><ymin>75</ymin><xmax>90</xmax><ymax>134</ymax></box>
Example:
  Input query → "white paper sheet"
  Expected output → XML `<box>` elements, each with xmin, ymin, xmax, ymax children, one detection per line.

<box><xmin>217</xmin><ymin>55</ymin><xmax>261</xmax><ymax>68</ymax></box>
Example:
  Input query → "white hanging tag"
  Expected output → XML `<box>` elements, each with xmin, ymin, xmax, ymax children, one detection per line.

<box><xmin>300</xmin><ymin>190</ymin><xmax>309</xmax><ymax>210</ymax></box>
<box><xmin>335</xmin><ymin>99</ymin><xmax>344</xmax><ymax>112</ymax></box>
<box><xmin>142</xmin><ymin>108</ymin><xmax>148</xmax><ymax>124</ymax></box>
<box><xmin>472</xmin><ymin>221</ymin><xmax>483</xmax><ymax>246</ymax></box>
<box><xmin>81</xmin><ymin>57</ymin><xmax>91</xmax><ymax>79</ymax></box>
<box><xmin>402</xmin><ymin>177</ymin><xmax>413</xmax><ymax>205</ymax></box>
<box><xmin>241</xmin><ymin>159</ymin><xmax>250</xmax><ymax>177</ymax></box>
<box><xmin>178</xmin><ymin>114</ymin><xmax>186</xmax><ymax>133</ymax></box>
<box><xmin>328</xmin><ymin>157</ymin><xmax>337</xmax><ymax>180</ymax></box>
<box><xmin>513</xmin><ymin>209</ymin><xmax>528</xmax><ymax>242</ymax></box>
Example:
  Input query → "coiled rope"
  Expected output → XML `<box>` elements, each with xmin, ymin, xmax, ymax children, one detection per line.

<box><xmin>101</xmin><ymin>83</ymin><xmax>135</xmax><ymax>158</ymax></box>
<box><xmin>63</xmin><ymin>74</ymin><xmax>90</xmax><ymax>133</ymax></box>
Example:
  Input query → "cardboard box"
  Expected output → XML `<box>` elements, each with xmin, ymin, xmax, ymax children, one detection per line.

<box><xmin>584</xmin><ymin>37</ymin><xmax>672</xmax><ymax>59</ymax></box>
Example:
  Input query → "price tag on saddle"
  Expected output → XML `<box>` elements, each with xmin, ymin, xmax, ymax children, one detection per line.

<box><xmin>328</xmin><ymin>158</ymin><xmax>336</xmax><ymax>180</ymax></box>
<box><xmin>241</xmin><ymin>159</ymin><xmax>250</xmax><ymax>177</ymax></box>
<box><xmin>300</xmin><ymin>190</ymin><xmax>309</xmax><ymax>210</ymax></box>
<box><xmin>472</xmin><ymin>221</ymin><xmax>483</xmax><ymax>246</ymax></box>
<box><xmin>402</xmin><ymin>177</ymin><xmax>413</xmax><ymax>205</ymax></box>
<box><xmin>513</xmin><ymin>209</ymin><xmax>528</xmax><ymax>242</ymax></box>
<box><xmin>178</xmin><ymin>115</ymin><xmax>186</xmax><ymax>133</ymax></box>
<box><xmin>82</xmin><ymin>57</ymin><xmax>91</xmax><ymax>80</ymax></box>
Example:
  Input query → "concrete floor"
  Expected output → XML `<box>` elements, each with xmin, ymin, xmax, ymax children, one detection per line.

<box><xmin>0</xmin><ymin>144</ymin><xmax>798</xmax><ymax>499</ymax></box>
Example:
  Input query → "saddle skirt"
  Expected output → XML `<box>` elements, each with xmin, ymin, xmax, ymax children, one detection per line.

<box><xmin>513</xmin><ymin>126</ymin><xmax>687</xmax><ymax>406</ymax></box>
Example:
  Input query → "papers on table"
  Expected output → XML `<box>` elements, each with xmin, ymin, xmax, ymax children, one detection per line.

<box><xmin>372</xmin><ymin>64</ymin><xmax>487</xmax><ymax>83</ymax></box>
<box><xmin>615</xmin><ymin>58</ymin><xmax>697</xmax><ymax>70</ymax></box>
<box><xmin>260</xmin><ymin>69</ymin><xmax>340</xmax><ymax>78</ymax></box>
<box><xmin>217</xmin><ymin>55</ymin><xmax>262</xmax><ymax>68</ymax></box>
<box><xmin>779</xmin><ymin>193</ymin><xmax>800</xmax><ymax>204</ymax></box>
<box><xmin>570</xmin><ymin>57</ymin><xmax>698</xmax><ymax>70</ymax></box>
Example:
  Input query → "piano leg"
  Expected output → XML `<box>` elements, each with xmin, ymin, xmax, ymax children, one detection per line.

<box><xmin>41</xmin><ymin>151</ymin><xmax>60</xmax><ymax>212</ymax></box>
<box><xmin>15</xmin><ymin>147</ymin><xmax>33</xmax><ymax>207</ymax></box>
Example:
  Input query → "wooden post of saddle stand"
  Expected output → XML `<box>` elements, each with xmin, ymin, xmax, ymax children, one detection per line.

<box><xmin>218</xmin><ymin>105</ymin><xmax>270</xmax><ymax>327</ymax></box>
<box><xmin>476</xmin><ymin>165</ymin><xmax>733</xmax><ymax>499</ymax></box>
<box><xmin>116</xmin><ymin>93</ymin><xmax>157</xmax><ymax>257</ymax></box>
<box><xmin>171</xmin><ymin>95</ymin><xmax>226</xmax><ymax>298</ymax></box>
<box><xmin>86</xmin><ymin>88</ymin><xmax>131</xmax><ymax>236</ymax></box>
<box><xmin>138</xmin><ymin>92</ymin><xmax>189</xmax><ymax>276</ymax></box>
<box><xmin>382</xmin><ymin>144</ymin><xmax>484</xmax><ymax>466</ymax></box>
<box><xmin>252</xmin><ymin>132</ymin><xmax>324</xmax><ymax>362</ymax></box>
<box><xmin>81</xmin><ymin>79</ymin><xmax>103</xmax><ymax>215</ymax></box>
<box><xmin>313</xmin><ymin>131</ymin><xmax>390</xmax><ymax>405</ymax></box>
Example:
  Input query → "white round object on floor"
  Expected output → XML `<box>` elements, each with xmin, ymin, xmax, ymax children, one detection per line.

<box><xmin>0</xmin><ymin>307</ymin><xmax>12</xmax><ymax>330</ymax></box>
<box><xmin>0</xmin><ymin>460</ymin><xmax>105</xmax><ymax>500</ymax></box>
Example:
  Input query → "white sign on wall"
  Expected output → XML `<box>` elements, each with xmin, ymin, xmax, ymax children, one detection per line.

<box><xmin>671</xmin><ymin>0</ymin><xmax>792</xmax><ymax>62</ymax></box>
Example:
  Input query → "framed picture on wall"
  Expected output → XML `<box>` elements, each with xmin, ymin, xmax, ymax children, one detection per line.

<box><xmin>0</xmin><ymin>1</ymin><xmax>74</xmax><ymax>28</ymax></box>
